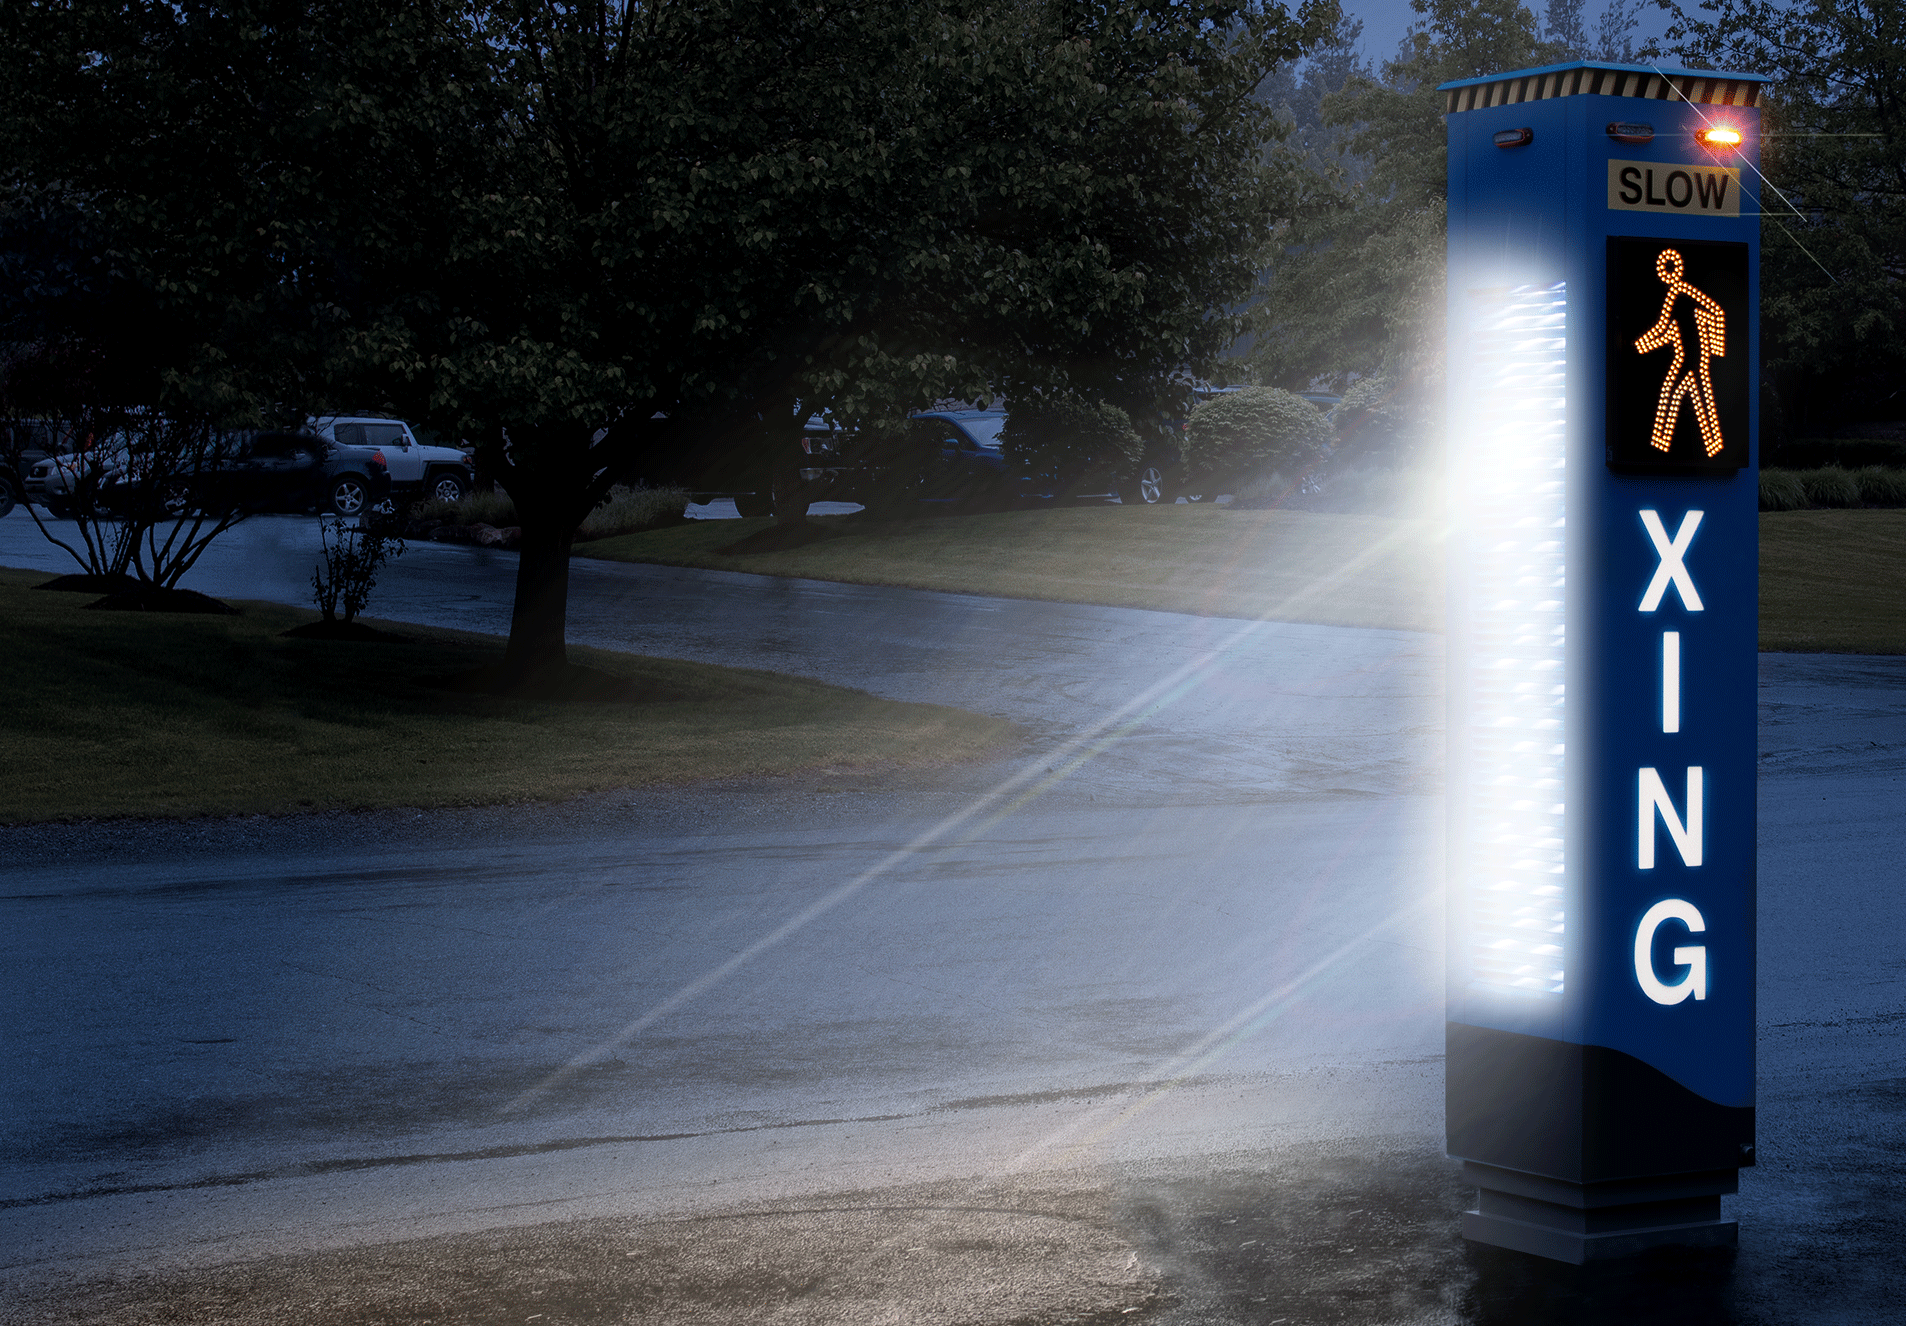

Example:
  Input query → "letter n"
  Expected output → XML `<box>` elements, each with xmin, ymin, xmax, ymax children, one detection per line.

<box><xmin>1639</xmin><ymin>767</ymin><xmax>1704</xmax><ymax>868</ymax></box>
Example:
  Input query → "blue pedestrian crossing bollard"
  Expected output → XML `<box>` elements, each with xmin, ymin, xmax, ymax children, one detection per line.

<box><xmin>1441</xmin><ymin>61</ymin><xmax>1768</xmax><ymax>1264</ymax></box>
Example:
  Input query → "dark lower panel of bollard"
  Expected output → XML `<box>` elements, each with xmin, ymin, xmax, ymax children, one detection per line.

<box><xmin>1447</xmin><ymin>1024</ymin><xmax>1751</xmax><ymax>1262</ymax></box>
<box><xmin>1445</xmin><ymin>1023</ymin><xmax>1755</xmax><ymax>1180</ymax></box>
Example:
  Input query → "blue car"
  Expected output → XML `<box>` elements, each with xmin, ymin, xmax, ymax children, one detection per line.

<box><xmin>909</xmin><ymin>409</ymin><xmax>1014</xmax><ymax>504</ymax></box>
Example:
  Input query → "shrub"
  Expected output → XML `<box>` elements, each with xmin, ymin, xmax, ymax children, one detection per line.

<box><xmin>1855</xmin><ymin>466</ymin><xmax>1906</xmax><ymax>507</ymax></box>
<box><xmin>998</xmin><ymin>393</ymin><xmax>1143</xmax><ymax>497</ymax></box>
<box><xmin>1181</xmin><ymin>387</ymin><xmax>1330</xmax><ymax>493</ymax></box>
<box><xmin>418</xmin><ymin>488</ymin><xmax>518</xmax><ymax>526</ymax></box>
<box><xmin>311</xmin><ymin>516</ymin><xmax>404</xmax><ymax>623</ymax></box>
<box><xmin>1800</xmin><ymin>467</ymin><xmax>1863</xmax><ymax>508</ymax></box>
<box><xmin>1759</xmin><ymin>469</ymin><xmax>1808</xmax><ymax>511</ymax></box>
<box><xmin>1758</xmin><ymin>466</ymin><xmax>1906</xmax><ymax>510</ymax></box>
<box><xmin>415</xmin><ymin>484</ymin><xmax>687</xmax><ymax>538</ymax></box>
<box><xmin>1330</xmin><ymin>377</ymin><xmax>1436</xmax><ymax>468</ymax></box>
<box><xmin>578</xmin><ymin>484</ymin><xmax>689</xmax><ymax>539</ymax></box>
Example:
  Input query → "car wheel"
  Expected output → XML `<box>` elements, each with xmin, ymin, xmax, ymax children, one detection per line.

<box><xmin>1132</xmin><ymin>465</ymin><xmax>1169</xmax><ymax>505</ymax></box>
<box><xmin>428</xmin><ymin>471</ymin><xmax>468</xmax><ymax>505</ymax></box>
<box><xmin>0</xmin><ymin>479</ymin><xmax>16</xmax><ymax>518</ymax></box>
<box><xmin>327</xmin><ymin>475</ymin><xmax>370</xmax><ymax>516</ymax></box>
<box><xmin>733</xmin><ymin>491</ymin><xmax>772</xmax><ymax>518</ymax></box>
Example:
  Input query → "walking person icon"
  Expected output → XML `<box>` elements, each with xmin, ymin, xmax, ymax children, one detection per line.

<box><xmin>1634</xmin><ymin>249</ymin><xmax>1727</xmax><ymax>458</ymax></box>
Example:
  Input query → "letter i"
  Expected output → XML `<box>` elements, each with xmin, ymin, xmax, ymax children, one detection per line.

<box><xmin>1662</xmin><ymin>631</ymin><xmax>1681</xmax><ymax>733</ymax></box>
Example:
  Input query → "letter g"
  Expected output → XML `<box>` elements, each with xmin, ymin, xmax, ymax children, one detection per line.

<box><xmin>1634</xmin><ymin>899</ymin><xmax>1708</xmax><ymax>1005</ymax></box>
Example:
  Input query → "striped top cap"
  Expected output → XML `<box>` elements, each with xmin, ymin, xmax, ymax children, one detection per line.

<box><xmin>1440</xmin><ymin>62</ymin><xmax>1770</xmax><ymax>115</ymax></box>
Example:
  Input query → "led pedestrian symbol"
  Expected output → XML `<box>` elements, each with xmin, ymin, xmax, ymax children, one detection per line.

<box><xmin>1635</xmin><ymin>249</ymin><xmax>1727</xmax><ymax>457</ymax></box>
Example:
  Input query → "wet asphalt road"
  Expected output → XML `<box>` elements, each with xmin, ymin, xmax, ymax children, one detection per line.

<box><xmin>1</xmin><ymin>512</ymin><xmax>1904</xmax><ymax>1324</ymax></box>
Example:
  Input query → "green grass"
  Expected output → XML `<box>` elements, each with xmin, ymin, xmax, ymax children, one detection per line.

<box><xmin>584</xmin><ymin>504</ymin><xmax>1448</xmax><ymax>633</ymax></box>
<box><xmin>586</xmin><ymin>502</ymin><xmax>1906</xmax><ymax>654</ymax></box>
<box><xmin>1759</xmin><ymin>510</ymin><xmax>1906</xmax><ymax>653</ymax></box>
<box><xmin>0</xmin><ymin>567</ymin><xmax>1019</xmax><ymax>823</ymax></box>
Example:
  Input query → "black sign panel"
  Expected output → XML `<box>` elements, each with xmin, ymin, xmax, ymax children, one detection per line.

<box><xmin>1607</xmin><ymin>237</ymin><xmax>1750</xmax><ymax>469</ymax></box>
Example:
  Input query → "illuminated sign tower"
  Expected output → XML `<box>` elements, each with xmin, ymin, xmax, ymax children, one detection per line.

<box><xmin>1441</xmin><ymin>63</ymin><xmax>1766</xmax><ymax>1263</ymax></box>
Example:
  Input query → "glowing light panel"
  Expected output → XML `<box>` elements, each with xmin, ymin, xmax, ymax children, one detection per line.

<box><xmin>1606</xmin><ymin>238</ymin><xmax>1749</xmax><ymax>469</ymax></box>
<box><xmin>1462</xmin><ymin>282</ymin><xmax>1568</xmax><ymax>998</ymax></box>
<box><xmin>1636</xmin><ymin>250</ymin><xmax>1726</xmax><ymax>457</ymax></box>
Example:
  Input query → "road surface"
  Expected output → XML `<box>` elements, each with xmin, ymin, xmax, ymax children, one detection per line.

<box><xmin>1</xmin><ymin>511</ymin><xmax>1902</xmax><ymax>1324</ymax></box>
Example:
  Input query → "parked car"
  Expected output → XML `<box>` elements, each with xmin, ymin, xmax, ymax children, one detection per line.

<box><xmin>29</xmin><ymin>428</ymin><xmax>392</xmax><ymax>519</ymax></box>
<box><xmin>307</xmin><ymin>416</ymin><xmax>472</xmax><ymax>506</ymax></box>
<box><xmin>0</xmin><ymin>419</ymin><xmax>66</xmax><ymax>516</ymax></box>
<box><xmin>22</xmin><ymin>440</ymin><xmax>126</xmax><ymax>518</ymax></box>
<box><xmin>827</xmin><ymin>406</ymin><xmax>1134</xmax><ymax>510</ymax></box>
<box><xmin>910</xmin><ymin>410</ymin><xmax>1016</xmax><ymax>505</ymax></box>
<box><xmin>167</xmin><ymin>430</ymin><xmax>393</xmax><ymax>517</ymax></box>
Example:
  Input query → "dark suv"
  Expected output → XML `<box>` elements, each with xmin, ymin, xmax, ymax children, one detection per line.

<box><xmin>83</xmin><ymin>430</ymin><xmax>393</xmax><ymax>518</ymax></box>
<box><xmin>190</xmin><ymin>431</ymin><xmax>393</xmax><ymax>516</ymax></box>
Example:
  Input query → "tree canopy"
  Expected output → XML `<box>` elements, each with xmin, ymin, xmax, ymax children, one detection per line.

<box><xmin>1247</xmin><ymin>0</ymin><xmax>1566</xmax><ymax>398</ymax></box>
<box><xmin>1663</xmin><ymin>0</ymin><xmax>1906</xmax><ymax>437</ymax></box>
<box><xmin>4</xmin><ymin>0</ymin><xmax>1336</xmax><ymax>683</ymax></box>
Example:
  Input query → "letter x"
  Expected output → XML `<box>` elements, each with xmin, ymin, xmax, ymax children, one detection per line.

<box><xmin>1638</xmin><ymin>509</ymin><xmax>1704</xmax><ymax>612</ymax></box>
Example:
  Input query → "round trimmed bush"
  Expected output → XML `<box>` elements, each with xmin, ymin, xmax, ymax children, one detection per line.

<box><xmin>1180</xmin><ymin>387</ymin><xmax>1329</xmax><ymax>493</ymax></box>
<box><xmin>999</xmin><ymin>394</ymin><xmax>1143</xmax><ymax>497</ymax></box>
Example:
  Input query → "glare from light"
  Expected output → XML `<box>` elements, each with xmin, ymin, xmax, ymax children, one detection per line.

<box><xmin>1701</xmin><ymin>126</ymin><xmax>1743</xmax><ymax>147</ymax></box>
<box><xmin>1460</xmin><ymin>282</ymin><xmax>1568</xmax><ymax>998</ymax></box>
<box><xmin>500</xmin><ymin>517</ymin><xmax>1443</xmax><ymax>1117</ymax></box>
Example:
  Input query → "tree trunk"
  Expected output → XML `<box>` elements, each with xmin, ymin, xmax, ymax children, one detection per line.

<box><xmin>771</xmin><ymin>467</ymin><xmax>812</xmax><ymax>526</ymax></box>
<box><xmin>502</xmin><ymin>518</ymin><xmax>573</xmax><ymax>687</ymax></box>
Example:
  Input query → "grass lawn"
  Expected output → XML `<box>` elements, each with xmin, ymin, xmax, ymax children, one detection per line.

<box><xmin>1759</xmin><ymin>509</ymin><xmax>1906</xmax><ymax>653</ymax></box>
<box><xmin>586</xmin><ymin>503</ymin><xmax>1906</xmax><ymax>654</ymax></box>
<box><xmin>585</xmin><ymin>504</ymin><xmax>1448</xmax><ymax>633</ymax></box>
<box><xmin>0</xmin><ymin>567</ymin><xmax>1018</xmax><ymax>823</ymax></box>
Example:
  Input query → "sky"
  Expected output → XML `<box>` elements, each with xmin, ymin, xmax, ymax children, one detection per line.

<box><xmin>1341</xmin><ymin>0</ymin><xmax>1680</xmax><ymax>70</ymax></box>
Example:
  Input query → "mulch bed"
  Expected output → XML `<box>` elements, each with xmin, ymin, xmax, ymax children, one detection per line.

<box><xmin>280</xmin><ymin>619</ymin><xmax>411</xmax><ymax>643</ymax></box>
<box><xmin>35</xmin><ymin>573</ymin><xmax>143</xmax><ymax>595</ymax></box>
<box><xmin>82</xmin><ymin>585</ymin><xmax>237</xmax><ymax>615</ymax></box>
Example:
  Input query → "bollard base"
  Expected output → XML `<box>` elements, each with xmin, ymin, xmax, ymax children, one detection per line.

<box><xmin>1459</xmin><ymin>1161</ymin><xmax>1739</xmax><ymax>1264</ymax></box>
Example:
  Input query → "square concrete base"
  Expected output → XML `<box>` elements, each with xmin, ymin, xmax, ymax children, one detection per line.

<box><xmin>1462</xmin><ymin>1208</ymin><xmax>1738</xmax><ymax>1264</ymax></box>
<box><xmin>1459</xmin><ymin>1161</ymin><xmax>1740</xmax><ymax>1264</ymax></box>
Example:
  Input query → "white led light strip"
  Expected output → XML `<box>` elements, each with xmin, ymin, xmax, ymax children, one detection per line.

<box><xmin>1465</xmin><ymin>282</ymin><xmax>1568</xmax><ymax>997</ymax></box>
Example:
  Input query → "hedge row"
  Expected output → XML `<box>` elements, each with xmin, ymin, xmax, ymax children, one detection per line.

<box><xmin>1760</xmin><ymin>466</ymin><xmax>1906</xmax><ymax>511</ymax></box>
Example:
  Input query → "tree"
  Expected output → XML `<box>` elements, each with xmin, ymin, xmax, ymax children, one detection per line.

<box><xmin>364</xmin><ymin>0</ymin><xmax>1338</xmax><ymax>684</ymax></box>
<box><xmin>1663</xmin><ymin>0</ymin><xmax>1906</xmax><ymax>438</ymax></box>
<box><xmin>6</xmin><ymin>0</ymin><xmax>1336</xmax><ymax>684</ymax></box>
<box><xmin>1250</xmin><ymin>0</ymin><xmax>1561</xmax><ymax>398</ymax></box>
<box><xmin>0</xmin><ymin>196</ymin><xmax>262</xmax><ymax>593</ymax></box>
<box><xmin>0</xmin><ymin>0</ymin><xmax>476</xmax><ymax>592</ymax></box>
